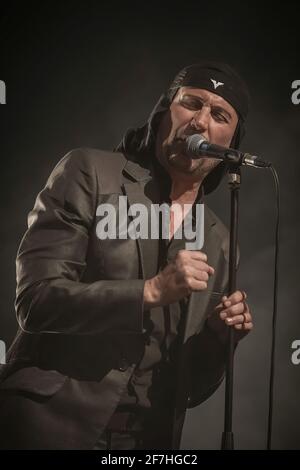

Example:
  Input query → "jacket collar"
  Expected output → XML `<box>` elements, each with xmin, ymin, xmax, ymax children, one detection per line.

<box><xmin>123</xmin><ymin>158</ymin><xmax>153</xmax><ymax>182</ymax></box>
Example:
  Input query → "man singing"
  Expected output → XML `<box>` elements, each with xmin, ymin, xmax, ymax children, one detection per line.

<box><xmin>0</xmin><ymin>61</ymin><xmax>253</xmax><ymax>450</ymax></box>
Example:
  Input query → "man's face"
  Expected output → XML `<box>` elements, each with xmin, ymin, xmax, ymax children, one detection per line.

<box><xmin>156</xmin><ymin>87</ymin><xmax>239</xmax><ymax>180</ymax></box>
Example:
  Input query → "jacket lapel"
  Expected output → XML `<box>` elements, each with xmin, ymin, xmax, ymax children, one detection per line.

<box><xmin>181</xmin><ymin>207</ymin><xmax>217</xmax><ymax>343</ymax></box>
<box><xmin>122</xmin><ymin>160</ymin><xmax>160</xmax><ymax>280</ymax></box>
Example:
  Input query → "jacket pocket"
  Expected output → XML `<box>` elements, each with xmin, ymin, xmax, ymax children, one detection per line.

<box><xmin>0</xmin><ymin>366</ymin><xmax>67</xmax><ymax>396</ymax></box>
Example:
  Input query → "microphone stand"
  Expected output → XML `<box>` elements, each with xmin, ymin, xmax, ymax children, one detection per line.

<box><xmin>221</xmin><ymin>164</ymin><xmax>240</xmax><ymax>450</ymax></box>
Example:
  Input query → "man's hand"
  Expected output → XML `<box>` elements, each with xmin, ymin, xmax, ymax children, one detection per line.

<box><xmin>143</xmin><ymin>250</ymin><xmax>214</xmax><ymax>308</ymax></box>
<box><xmin>207</xmin><ymin>290</ymin><xmax>253</xmax><ymax>343</ymax></box>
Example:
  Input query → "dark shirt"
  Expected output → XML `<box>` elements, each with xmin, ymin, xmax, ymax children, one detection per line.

<box><xmin>115</xmin><ymin>159</ymin><xmax>204</xmax><ymax>413</ymax></box>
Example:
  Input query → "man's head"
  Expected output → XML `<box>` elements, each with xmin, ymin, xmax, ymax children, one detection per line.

<box><xmin>116</xmin><ymin>61</ymin><xmax>250</xmax><ymax>193</ymax></box>
<box><xmin>155</xmin><ymin>62</ymin><xmax>250</xmax><ymax>184</ymax></box>
<box><xmin>155</xmin><ymin>86</ymin><xmax>239</xmax><ymax>182</ymax></box>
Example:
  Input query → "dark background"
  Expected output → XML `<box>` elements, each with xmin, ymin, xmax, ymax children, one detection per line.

<box><xmin>1</xmin><ymin>1</ymin><xmax>299</xmax><ymax>449</ymax></box>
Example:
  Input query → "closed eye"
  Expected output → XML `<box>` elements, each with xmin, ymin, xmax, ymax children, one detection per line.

<box><xmin>212</xmin><ymin>111</ymin><xmax>229</xmax><ymax>123</ymax></box>
<box><xmin>212</xmin><ymin>106</ymin><xmax>231</xmax><ymax>123</ymax></box>
<box><xmin>179</xmin><ymin>95</ymin><xmax>203</xmax><ymax>111</ymax></box>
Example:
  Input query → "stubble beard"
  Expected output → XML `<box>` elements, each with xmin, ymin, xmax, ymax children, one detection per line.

<box><xmin>164</xmin><ymin>139</ymin><xmax>220</xmax><ymax>178</ymax></box>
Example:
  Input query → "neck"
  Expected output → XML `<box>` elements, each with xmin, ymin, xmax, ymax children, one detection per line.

<box><xmin>153</xmin><ymin>152</ymin><xmax>205</xmax><ymax>203</ymax></box>
<box><xmin>169</xmin><ymin>176</ymin><xmax>203</xmax><ymax>203</ymax></box>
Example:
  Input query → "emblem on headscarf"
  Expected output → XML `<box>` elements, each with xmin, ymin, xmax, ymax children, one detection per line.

<box><xmin>210</xmin><ymin>79</ymin><xmax>224</xmax><ymax>89</ymax></box>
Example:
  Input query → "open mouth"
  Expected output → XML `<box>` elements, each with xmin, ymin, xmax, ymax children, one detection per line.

<box><xmin>173</xmin><ymin>138</ymin><xmax>187</xmax><ymax>153</ymax></box>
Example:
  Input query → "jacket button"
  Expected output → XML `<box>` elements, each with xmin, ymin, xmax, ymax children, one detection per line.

<box><xmin>118</xmin><ymin>358</ymin><xmax>129</xmax><ymax>372</ymax></box>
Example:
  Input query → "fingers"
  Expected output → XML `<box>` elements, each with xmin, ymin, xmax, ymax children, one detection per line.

<box><xmin>181</xmin><ymin>278</ymin><xmax>208</xmax><ymax>294</ymax></box>
<box><xmin>222</xmin><ymin>290</ymin><xmax>247</xmax><ymax>306</ymax></box>
<box><xmin>221</xmin><ymin>291</ymin><xmax>247</xmax><ymax>315</ymax></box>
<box><xmin>176</xmin><ymin>250</ymin><xmax>215</xmax><ymax>280</ymax></box>
<box><xmin>190</xmin><ymin>280</ymin><xmax>209</xmax><ymax>292</ymax></box>
<box><xmin>220</xmin><ymin>301</ymin><xmax>249</xmax><ymax>318</ymax></box>
<box><xmin>211</xmin><ymin>289</ymin><xmax>253</xmax><ymax>337</ymax></box>
<box><xmin>189</xmin><ymin>251</ymin><xmax>208</xmax><ymax>262</ymax></box>
<box><xmin>221</xmin><ymin>310</ymin><xmax>253</xmax><ymax>330</ymax></box>
<box><xmin>219</xmin><ymin>291</ymin><xmax>253</xmax><ymax>332</ymax></box>
<box><xmin>193</xmin><ymin>253</ymin><xmax>215</xmax><ymax>276</ymax></box>
<box><xmin>182</xmin><ymin>251</ymin><xmax>215</xmax><ymax>274</ymax></box>
<box><xmin>222</xmin><ymin>312</ymin><xmax>251</xmax><ymax>325</ymax></box>
<box><xmin>207</xmin><ymin>265</ymin><xmax>215</xmax><ymax>276</ymax></box>
<box><xmin>189</xmin><ymin>263</ymin><xmax>214</xmax><ymax>281</ymax></box>
<box><xmin>234</xmin><ymin>321</ymin><xmax>253</xmax><ymax>331</ymax></box>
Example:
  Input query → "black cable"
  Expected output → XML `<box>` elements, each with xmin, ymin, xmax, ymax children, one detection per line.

<box><xmin>267</xmin><ymin>165</ymin><xmax>280</xmax><ymax>450</ymax></box>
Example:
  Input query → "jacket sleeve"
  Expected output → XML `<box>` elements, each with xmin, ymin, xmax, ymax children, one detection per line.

<box><xmin>187</xmin><ymin>283</ymin><xmax>242</xmax><ymax>408</ymax></box>
<box><xmin>186</xmin><ymin>251</ymin><xmax>231</xmax><ymax>408</ymax></box>
<box><xmin>187</xmin><ymin>323</ymin><xmax>227</xmax><ymax>408</ymax></box>
<box><xmin>15</xmin><ymin>149</ymin><xmax>145</xmax><ymax>336</ymax></box>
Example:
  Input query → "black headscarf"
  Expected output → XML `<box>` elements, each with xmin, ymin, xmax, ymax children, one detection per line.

<box><xmin>116</xmin><ymin>61</ymin><xmax>250</xmax><ymax>194</ymax></box>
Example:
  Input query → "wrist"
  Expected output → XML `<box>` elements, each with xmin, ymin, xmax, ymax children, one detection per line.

<box><xmin>143</xmin><ymin>276</ymin><xmax>161</xmax><ymax>309</ymax></box>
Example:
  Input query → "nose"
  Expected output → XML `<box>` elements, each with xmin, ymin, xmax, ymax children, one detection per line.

<box><xmin>191</xmin><ymin>107</ymin><xmax>209</xmax><ymax>132</ymax></box>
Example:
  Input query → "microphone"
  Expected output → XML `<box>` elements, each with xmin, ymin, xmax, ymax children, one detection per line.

<box><xmin>185</xmin><ymin>134</ymin><xmax>271</xmax><ymax>168</ymax></box>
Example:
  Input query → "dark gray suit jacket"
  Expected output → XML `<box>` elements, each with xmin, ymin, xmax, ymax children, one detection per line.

<box><xmin>0</xmin><ymin>148</ymin><xmax>230</xmax><ymax>449</ymax></box>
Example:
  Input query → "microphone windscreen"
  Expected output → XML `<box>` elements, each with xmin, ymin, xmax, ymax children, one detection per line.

<box><xmin>186</xmin><ymin>134</ymin><xmax>206</xmax><ymax>158</ymax></box>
